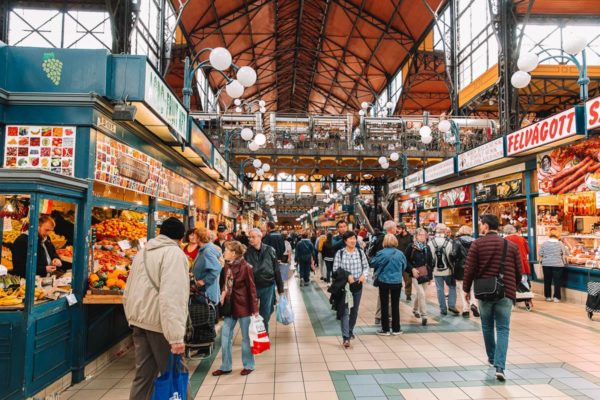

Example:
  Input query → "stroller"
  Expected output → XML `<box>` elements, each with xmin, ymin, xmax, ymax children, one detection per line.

<box><xmin>515</xmin><ymin>275</ymin><xmax>534</xmax><ymax>311</ymax></box>
<box><xmin>185</xmin><ymin>287</ymin><xmax>217</xmax><ymax>359</ymax></box>
<box><xmin>585</xmin><ymin>262</ymin><xmax>600</xmax><ymax>320</ymax></box>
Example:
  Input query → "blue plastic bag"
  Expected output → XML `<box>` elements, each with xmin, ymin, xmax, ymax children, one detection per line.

<box><xmin>151</xmin><ymin>354</ymin><xmax>189</xmax><ymax>400</ymax></box>
<box><xmin>276</xmin><ymin>294</ymin><xmax>295</xmax><ymax>325</ymax></box>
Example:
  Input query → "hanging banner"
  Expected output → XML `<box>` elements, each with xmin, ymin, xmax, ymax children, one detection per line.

<box><xmin>425</xmin><ymin>158</ymin><xmax>455</xmax><ymax>182</ymax></box>
<box><xmin>388</xmin><ymin>178</ymin><xmax>404</xmax><ymax>194</ymax></box>
<box><xmin>458</xmin><ymin>137</ymin><xmax>504</xmax><ymax>171</ymax></box>
<box><xmin>94</xmin><ymin>132</ymin><xmax>161</xmax><ymax>196</ymax></box>
<box><xmin>417</xmin><ymin>194</ymin><xmax>438</xmax><ymax>210</ymax></box>
<box><xmin>4</xmin><ymin>125</ymin><xmax>76</xmax><ymax>176</ymax></box>
<box><xmin>537</xmin><ymin>137</ymin><xmax>600</xmax><ymax>195</ymax></box>
<box><xmin>439</xmin><ymin>185</ymin><xmax>472</xmax><ymax>207</ymax></box>
<box><xmin>475</xmin><ymin>173</ymin><xmax>524</xmax><ymax>202</ymax></box>
<box><xmin>404</xmin><ymin>171</ymin><xmax>424</xmax><ymax>190</ymax></box>
<box><xmin>398</xmin><ymin>199</ymin><xmax>415</xmax><ymax>214</ymax></box>
<box><xmin>212</xmin><ymin>148</ymin><xmax>227</xmax><ymax>178</ymax></box>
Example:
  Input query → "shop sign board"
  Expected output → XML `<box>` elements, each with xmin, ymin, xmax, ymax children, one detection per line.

<box><xmin>388</xmin><ymin>178</ymin><xmax>404</xmax><ymax>194</ymax></box>
<box><xmin>4</xmin><ymin>125</ymin><xmax>76</xmax><ymax>177</ymax></box>
<box><xmin>212</xmin><ymin>148</ymin><xmax>227</xmax><ymax>179</ymax></box>
<box><xmin>95</xmin><ymin>132</ymin><xmax>161</xmax><ymax>196</ymax></box>
<box><xmin>398</xmin><ymin>199</ymin><xmax>415</xmax><ymax>214</ymax></box>
<box><xmin>439</xmin><ymin>185</ymin><xmax>472</xmax><ymax>207</ymax></box>
<box><xmin>537</xmin><ymin>137</ymin><xmax>600</xmax><ymax>195</ymax></box>
<box><xmin>458</xmin><ymin>138</ymin><xmax>504</xmax><ymax>171</ymax></box>
<box><xmin>417</xmin><ymin>194</ymin><xmax>438</xmax><ymax>210</ymax></box>
<box><xmin>158</xmin><ymin>168</ymin><xmax>190</xmax><ymax>205</ymax></box>
<box><xmin>144</xmin><ymin>63</ymin><xmax>188</xmax><ymax>141</ymax></box>
<box><xmin>475</xmin><ymin>173</ymin><xmax>523</xmax><ymax>202</ymax></box>
<box><xmin>507</xmin><ymin>96</ymin><xmax>600</xmax><ymax>156</ymax></box>
<box><xmin>404</xmin><ymin>171</ymin><xmax>424</xmax><ymax>190</ymax></box>
<box><xmin>228</xmin><ymin>167</ymin><xmax>238</xmax><ymax>189</ymax></box>
<box><xmin>425</xmin><ymin>158</ymin><xmax>455</xmax><ymax>182</ymax></box>
<box><xmin>96</xmin><ymin>116</ymin><xmax>116</xmax><ymax>134</ymax></box>
<box><xmin>190</xmin><ymin>123</ymin><xmax>213</xmax><ymax>165</ymax></box>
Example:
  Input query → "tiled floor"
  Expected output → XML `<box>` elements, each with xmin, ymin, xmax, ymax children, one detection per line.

<box><xmin>61</xmin><ymin>272</ymin><xmax>600</xmax><ymax>400</ymax></box>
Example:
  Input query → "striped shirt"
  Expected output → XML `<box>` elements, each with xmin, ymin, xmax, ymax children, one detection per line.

<box><xmin>333</xmin><ymin>247</ymin><xmax>369</xmax><ymax>279</ymax></box>
<box><xmin>539</xmin><ymin>239</ymin><xmax>569</xmax><ymax>267</ymax></box>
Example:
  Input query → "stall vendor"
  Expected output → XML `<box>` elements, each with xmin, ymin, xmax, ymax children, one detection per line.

<box><xmin>11</xmin><ymin>215</ymin><xmax>62</xmax><ymax>277</ymax></box>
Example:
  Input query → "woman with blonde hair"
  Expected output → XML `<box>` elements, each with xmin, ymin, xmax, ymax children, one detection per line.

<box><xmin>212</xmin><ymin>241</ymin><xmax>259</xmax><ymax>376</ymax></box>
<box><xmin>404</xmin><ymin>228</ymin><xmax>434</xmax><ymax>326</ymax></box>
<box><xmin>192</xmin><ymin>228</ymin><xmax>223</xmax><ymax>305</ymax></box>
<box><xmin>370</xmin><ymin>234</ymin><xmax>407</xmax><ymax>335</ymax></box>
<box><xmin>538</xmin><ymin>228</ymin><xmax>569</xmax><ymax>302</ymax></box>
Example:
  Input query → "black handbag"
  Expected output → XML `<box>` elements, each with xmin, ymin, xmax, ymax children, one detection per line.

<box><xmin>474</xmin><ymin>240</ymin><xmax>508</xmax><ymax>301</ymax></box>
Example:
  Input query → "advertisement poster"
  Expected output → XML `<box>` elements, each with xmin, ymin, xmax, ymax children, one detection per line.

<box><xmin>537</xmin><ymin>137</ymin><xmax>600</xmax><ymax>195</ymax></box>
<box><xmin>158</xmin><ymin>168</ymin><xmax>190</xmax><ymax>205</ymax></box>
<box><xmin>475</xmin><ymin>173</ymin><xmax>523</xmax><ymax>202</ymax></box>
<box><xmin>4</xmin><ymin>125</ymin><xmax>76</xmax><ymax>176</ymax></box>
<box><xmin>418</xmin><ymin>194</ymin><xmax>438</xmax><ymax>210</ymax></box>
<box><xmin>398</xmin><ymin>199</ymin><xmax>415</xmax><ymax>214</ymax></box>
<box><xmin>95</xmin><ymin>133</ymin><xmax>161</xmax><ymax>196</ymax></box>
<box><xmin>439</xmin><ymin>185</ymin><xmax>472</xmax><ymax>207</ymax></box>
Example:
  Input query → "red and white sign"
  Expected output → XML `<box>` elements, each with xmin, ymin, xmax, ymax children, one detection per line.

<box><xmin>439</xmin><ymin>185</ymin><xmax>472</xmax><ymax>207</ymax></box>
<box><xmin>425</xmin><ymin>158</ymin><xmax>455</xmax><ymax>182</ymax></box>
<box><xmin>507</xmin><ymin>96</ymin><xmax>600</xmax><ymax>156</ymax></box>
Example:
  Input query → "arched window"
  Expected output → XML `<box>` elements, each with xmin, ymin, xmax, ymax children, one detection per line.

<box><xmin>299</xmin><ymin>184</ymin><xmax>312</xmax><ymax>194</ymax></box>
<box><xmin>277</xmin><ymin>173</ymin><xmax>294</xmax><ymax>193</ymax></box>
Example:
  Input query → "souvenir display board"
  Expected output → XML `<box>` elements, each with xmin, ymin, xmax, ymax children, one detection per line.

<box><xmin>4</xmin><ymin>125</ymin><xmax>76</xmax><ymax>176</ymax></box>
<box><xmin>94</xmin><ymin>133</ymin><xmax>161</xmax><ymax>196</ymax></box>
<box><xmin>537</xmin><ymin>137</ymin><xmax>600</xmax><ymax>195</ymax></box>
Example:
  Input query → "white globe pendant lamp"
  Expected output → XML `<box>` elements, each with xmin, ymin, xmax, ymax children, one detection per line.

<box><xmin>390</xmin><ymin>152</ymin><xmax>399</xmax><ymax>162</ymax></box>
<box><xmin>511</xmin><ymin>71</ymin><xmax>531</xmax><ymax>89</ymax></box>
<box><xmin>236</xmin><ymin>66</ymin><xmax>257</xmax><ymax>87</ymax></box>
<box><xmin>262</xmin><ymin>163</ymin><xmax>271</xmax><ymax>172</ymax></box>
<box><xmin>563</xmin><ymin>31</ymin><xmax>587</xmax><ymax>55</ymax></box>
<box><xmin>422</xmin><ymin>134</ymin><xmax>433</xmax><ymax>144</ymax></box>
<box><xmin>241</xmin><ymin>127</ymin><xmax>254</xmax><ymax>141</ymax></box>
<box><xmin>419</xmin><ymin>125</ymin><xmax>432</xmax><ymax>137</ymax></box>
<box><xmin>258</xmin><ymin>100</ymin><xmax>266</xmax><ymax>108</ymax></box>
<box><xmin>209</xmin><ymin>47</ymin><xmax>232</xmax><ymax>71</ymax></box>
<box><xmin>378</xmin><ymin>156</ymin><xmax>387</xmax><ymax>165</ymax></box>
<box><xmin>234</xmin><ymin>98</ymin><xmax>242</xmax><ymax>106</ymax></box>
<box><xmin>381</xmin><ymin>162</ymin><xmax>390</xmax><ymax>169</ymax></box>
<box><xmin>252</xmin><ymin>159</ymin><xmax>262</xmax><ymax>169</ymax></box>
<box><xmin>438</xmin><ymin>119</ymin><xmax>451</xmax><ymax>133</ymax></box>
<box><xmin>361</xmin><ymin>101</ymin><xmax>370</xmax><ymax>110</ymax></box>
<box><xmin>254</xmin><ymin>133</ymin><xmax>267</xmax><ymax>146</ymax></box>
<box><xmin>226</xmin><ymin>80</ymin><xmax>244</xmax><ymax>99</ymax></box>
<box><xmin>517</xmin><ymin>52</ymin><xmax>539</xmax><ymax>73</ymax></box>
<box><xmin>256</xmin><ymin>168</ymin><xmax>264</xmax><ymax>176</ymax></box>
<box><xmin>248</xmin><ymin>141</ymin><xmax>259</xmax><ymax>151</ymax></box>
<box><xmin>235</xmin><ymin>106</ymin><xmax>242</xmax><ymax>113</ymax></box>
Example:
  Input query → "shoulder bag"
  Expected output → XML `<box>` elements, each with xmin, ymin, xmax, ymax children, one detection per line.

<box><xmin>474</xmin><ymin>240</ymin><xmax>508</xmax><ymax>301</ymax></box>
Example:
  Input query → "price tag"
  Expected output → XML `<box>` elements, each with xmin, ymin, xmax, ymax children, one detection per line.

<box><xmin>118</xmin><ymin>240</ymin><xmax>131</xmax><ymax>250</ymax></box>
<box><xmin>66</xmin><ymin>293</ymin><xmax>78</xmax><ymax>306</ymax></box>
<box><xmin>3</xmin><ymin>218</ymin><xmax>12</xmax><ymax>232</ymax></box>
<box><xmin>138</xmin><ymin>237</ymin><xmax>147</xmax><ymax>249</ymax></box>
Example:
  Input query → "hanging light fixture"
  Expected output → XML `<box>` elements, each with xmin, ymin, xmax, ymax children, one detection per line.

<box><xmin>240</xmin><ymin>127</ymin><xmax>254</xmax><ymax>141</ymax></box>
<box><xmin>209</xmin><ymin>47</ymin><xmax>232</xmax><ymax>71</ymax></box>
<box><xmin>226</xmin><ymin>80</ymin><xmax>245</xmax><ymax>99</ymax></box>
<box><xmin>236</xmin><ymin>66</ymin><xmax>257</xmax><ymax>87</ymax></box>
<box><xmin>254</xmin><ymin>133</ymin><xmax>267</xmax><ymax>146</ymax></box>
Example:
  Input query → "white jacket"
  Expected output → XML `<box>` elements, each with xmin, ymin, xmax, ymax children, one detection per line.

<box><xmin>123</xmin><ymin>235</ymin><xmax>190</xmax><ymax>344</ymax></box>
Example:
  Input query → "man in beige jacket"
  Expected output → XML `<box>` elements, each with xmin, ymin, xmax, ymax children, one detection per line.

<box><xmin>124</xmin><ymin>217</ymin><xmax>190</xmax><ymax>400</ymax></box>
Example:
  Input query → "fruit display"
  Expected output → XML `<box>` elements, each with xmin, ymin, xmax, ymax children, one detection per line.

<box><xmin>89</xmin><ymin>268</ymin><xmax>128</xmax><ymax>292</ymax></box>
<box><xmin>93</xmin><ymin>218</ymin><xmax>147</xmax><ymax>241</ymax></box>
<box><xmin>0</xmin><ymin>284</ymin><xmax>46</xmax><ymax>307</ymax></box>
<box><xmin>2</xmin><ymin>218</ymin><xmax>25</xmax><ymax>244</ymax></box>
<box><xmin>0</xmin><ymin>273</ymin><xmax>21</xmax><ymax>289</ymax></box>
<box><xmin>56</xmin><ymin>246</ymin><xmax>73</xmax><ymax>262</ymax></box>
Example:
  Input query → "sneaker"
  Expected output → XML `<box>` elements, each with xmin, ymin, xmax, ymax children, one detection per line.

<box><xmin>546</xmin><ymin>297</ymin><xmax>553</xmax><ymax>302</ymax></box>
<box><xmin>422</xmin><ymin>318</ymin><xmax>427</xmax><ymax>326</ymax></box>
<box><xmin>374</xmin><ymin>318</ymin><xmax>381</xmax><ymax>325</ymax></box>
<box><xmin>448</xmin><ymin>307</ymin><xmax>460</xmax><ymax>315</ymax></box>
<box><xmin>488</xmin><ymin>359</ymin><xmax>494</xmax><ymax>367</ymax></box>
<box><xmin>471</xmin><ymin>304</ymin><xmax>480</xmax><ymax>317</ymax></box>
<box><xmin>495</xmin><ymin>367</ymin><xmax>505</xmax><ymax>381</ymax></box>
<box><xmin>406</xmin><ymin>295</ymin><xmax>412</xmax><ymax>301</ymax></box>
<box><xmin>462</xmin><ymin>311</ymin><xmax>470</xmax><ymax>318</ymax></box>
<box><xmin>391</xmin><ymin>330</ymin><xmax>403</xmax><ymax>336</ymax></box>
<box><xmin>553</xmin><ymin>298</ymin><xmax>561</xmax><ymax>303</ymax></box>
<box><xmin>376</xmin><ymin>330</ymin><xmax>391</xmax><ymax>336</ymax></box>
<box><xmin>413</xmin><ymin>310</ymin><xmax>421</xmax><ymax>318</ymax></box>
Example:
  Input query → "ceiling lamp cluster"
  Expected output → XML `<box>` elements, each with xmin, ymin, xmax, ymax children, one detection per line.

<box><xmin>252</xmin><ymin>158</ymin><xmax>271</xmax><ymax>177</ymax></box>
<box><xmin>378</xmin><ymin>152</ymin><xmax>400</xmax><ymax>169</ymax></box>
<box><xmin>323</xmin><ymin>186</ymin><xmax>352</xmax><ymax>203</ymax></box>
<box><xmin>234</xmin><ymin>98</ymin><xmax>267</xmax><ymax>114</ymax></box>
<box><xmin>359</xmin><ymin>101</ymin><xmax>394</xmax><ymax>117</ymax></box>
<box><xmin>237</xmin><ymin>127</ymin><xmax>267</xmax><ymax>152</ymax></box>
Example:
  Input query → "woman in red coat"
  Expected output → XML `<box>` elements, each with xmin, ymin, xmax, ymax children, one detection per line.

<box><xmin>212</xmin><ymin>241</ymin><xmax>259</xmax><ymax>377</ymax></box>
<box><xmin>504</xmin><ymin>225</ymin><xmax>531</xmax><ymax>275</ymax></box>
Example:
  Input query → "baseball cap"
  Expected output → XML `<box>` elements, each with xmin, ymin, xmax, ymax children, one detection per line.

<box><xmin>217</xmin><ymin>223</ymin><xmax>227</xmax><ymax>232</ymax></box>
<box><xmin>397</xmin><ymin>222</ymin><xmax>407</xmax><ymax>230</ymax></box>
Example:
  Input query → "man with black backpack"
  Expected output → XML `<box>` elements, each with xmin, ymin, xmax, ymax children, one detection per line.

<box><xmin>428</xmin><ymin>223</ymin><xmax>459</xmax><ymax>316</ymax></box>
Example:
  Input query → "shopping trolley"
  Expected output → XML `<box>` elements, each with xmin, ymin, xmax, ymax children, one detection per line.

<box><xmin>185</xmin><ymin>288</ymin><xmax>217</xmax><ymax>359</ymax></box>
<box><xmin>585</xmin><ymin>261</ymin><xmax>600</xmax><ymax>320</ymax></box>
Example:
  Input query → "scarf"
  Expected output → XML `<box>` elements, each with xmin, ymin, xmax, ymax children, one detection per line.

<box><xmin>416</xmin><ymin>241</ymin><xmax>426</xmax><ymax>251</ymax></box>
<box><xmin>223</xmin><ymin>257</ymin><xmax>243</xmax><ymax>299</ymax></box>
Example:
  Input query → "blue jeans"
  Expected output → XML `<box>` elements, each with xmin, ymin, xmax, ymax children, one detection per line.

<box><xmin>479</xmin><ymin>297</ymin><xmax>513</xmax><ymax>370</ymax></box>
<box><xmin>341</xmin><ymin>287</ymin><xmax>363</xmax><ymax>340</ymax></box>
<box><xmin>256</xmin><ymin>284</ymin><xmax>276</xmax><ymax>333</ymax></box>
<box><xmin>434</xmin><ymin>275</ymin><xmax>457</xmax><ymax>313</ymax></box>
<box><xmin>220</xmin><ymin>316</ymin><xmax>254</xmax><ymax>371</ymax></box>
<box><xmin>299</xmin><ymin>261</ymin><xmax>311</xmax><ymax>283</ymax></box>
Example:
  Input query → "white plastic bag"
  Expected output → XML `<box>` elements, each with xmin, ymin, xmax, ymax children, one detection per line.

<box><xmin>248</xmin><ymin>315</ymin><xmax>270</xmax><ymax>355</ymax></box>
<box><xmin>276</xmin><ymin>294</ymin><xmax>295</xmax><ymax>325</ymax></box>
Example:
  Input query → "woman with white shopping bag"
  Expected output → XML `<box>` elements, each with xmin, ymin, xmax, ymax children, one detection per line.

<box><xmin>212</xmin><ymin>241</ymin><xmax>260</xmax><ymax>377</ymax></box>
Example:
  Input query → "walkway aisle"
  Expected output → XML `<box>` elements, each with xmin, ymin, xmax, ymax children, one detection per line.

<box><xmin>60</xmin><ymin>273</ymin><xmax>600</xmax><ymax>400</ymax></box>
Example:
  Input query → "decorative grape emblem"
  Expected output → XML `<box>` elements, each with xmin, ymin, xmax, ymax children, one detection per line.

<box><xmin>42</xmin><ymin>53</ymin><xmax>63</xmax><ymax>86</ymax></box>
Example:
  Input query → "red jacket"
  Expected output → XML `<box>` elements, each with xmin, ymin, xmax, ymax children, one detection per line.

<box><xmin>505</xmin><ymin>234</ymin><xmax>531</xmax><ymax>274</ymax></box>
<box><xmin>223</xmin><ymin>258</ymin><xmax>259</xmax><ymax>318</ymax></box>
<box><xmin>463</xmin><ymin>232</ymin><xmax>522</xmax><ymax>301</ymax></box>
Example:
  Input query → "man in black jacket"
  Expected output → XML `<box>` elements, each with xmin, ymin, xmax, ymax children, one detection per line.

<box><xmin>246</xmin><ymin>228</ymin><xmax>285</xmax><ymax>333</ymax></box>
<box><xmin>396</xmin><ymin>223</ymin><xmax>413</xmax><ymax>301</ymax></box>
<box><xmin>12</xmin><ymin>215</ymin><xmax>63</xmax><ymax>278</ymax></box>
<box><xmin>262</xmin><ymin>221</ymin><xmax>287</xmax><ymax>262</ymax></box>
<box><xmin>332</xmin><ymin>220</ymin><xmax>349</xmax><ymax>256</ymax></box>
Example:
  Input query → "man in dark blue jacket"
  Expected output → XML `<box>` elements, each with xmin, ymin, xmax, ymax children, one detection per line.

<box><xmin>332</xmin><ymin>220</ymin><xmax>349</xmax><ymax>256</ymax></box>
<box><xmin>262</xmin><ymin>221</ymin><xmax>287</xmax><ymax>262</ymax></box>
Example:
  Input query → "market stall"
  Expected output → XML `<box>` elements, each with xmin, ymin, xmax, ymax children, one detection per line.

<box><xmin>438</xmin><ymin>185</ymin><xmax>473</xmax><ymax>234</ymax></box>
<box><xmin>417</xmin><ymin>194</ymin><xmax>438</xmax><ymax>231</ymax></box>
<box><xmin>397</xmin><ymin>198</ymin><xmax>417</xmax><ymax>231</ymax></box>
<box><xmin>475</xmin><ymin>172</ymin><xmax>528</xmax><ymax>234</ymax></box>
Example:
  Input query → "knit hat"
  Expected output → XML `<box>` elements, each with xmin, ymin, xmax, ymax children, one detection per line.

<box><xmin>160</xmin><ymin>217</ymin><xmax>185</xmax><ymax>240</ymax></box>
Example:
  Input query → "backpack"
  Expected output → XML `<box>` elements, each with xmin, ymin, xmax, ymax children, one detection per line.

<box><xmin>431</xmin><ymin>237</ymin><xmax>451</xmax><ymax>271</ymax></box>
<box><xmin>451</xmin><ymin>238</ymin><xmax>471</xmax><ymax>280</ymax></box>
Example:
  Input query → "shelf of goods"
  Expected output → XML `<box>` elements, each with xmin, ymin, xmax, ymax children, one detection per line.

<box><xmin>84</xmin><ymin>210</ymin><xmax>147</xmax><ymax>304</ymax></box>
<box><xmin>1</xmin><ymin>214</ymin><xmax>72</xmax><ymax>309</ymax></box>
